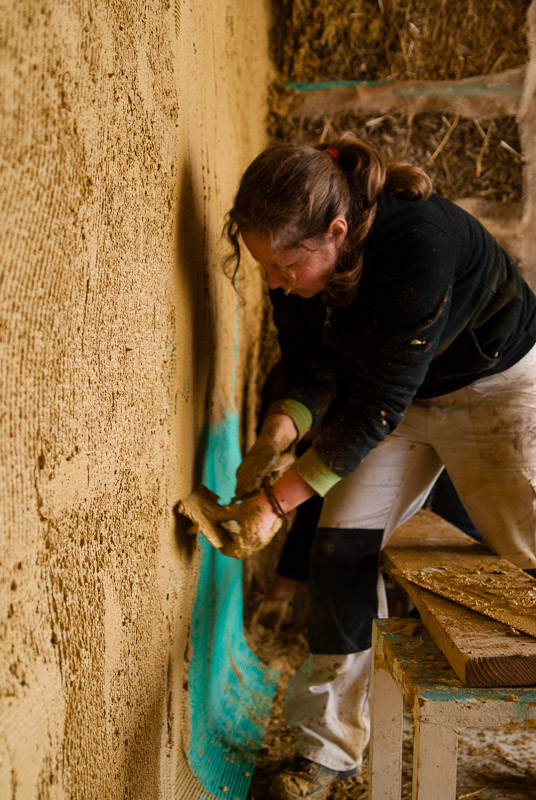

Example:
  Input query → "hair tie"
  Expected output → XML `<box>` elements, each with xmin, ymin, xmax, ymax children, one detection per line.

<box><xmin>324</xmin><ymin>147</ymin><xmax>340</xmax><ymax>162</ymax></box>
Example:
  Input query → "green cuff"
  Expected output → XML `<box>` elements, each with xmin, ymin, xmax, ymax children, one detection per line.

<box><xmin>266</xmin><ymin>399</ymin><xmax>313</xmax><ymax>441</ymax></box>
<box><xmin>293</xmin><ymin>446</ymin><xmax>342</xmax><ymax>497</ymax></box>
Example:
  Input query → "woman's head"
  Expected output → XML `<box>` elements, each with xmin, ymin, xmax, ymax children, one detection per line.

<box><xmin>224</xmin><ymin>135</ymin><xmax>432</xmax><ymax>305</ymax></box>
<box><xmin>228</xmin><ymin>143</ymin><xmax>352</xmax><ymax>249</ymax></box>
<box><xmin>241</xmin><ymin>217</ymin><xmax>348</xmax><ymax>298</ymax></box>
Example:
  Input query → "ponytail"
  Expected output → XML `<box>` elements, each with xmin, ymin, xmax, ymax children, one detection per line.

<box><xmin>321</xmin><ymin>135</ymin><xmax>432</xmax><ymax>304</ymax></box>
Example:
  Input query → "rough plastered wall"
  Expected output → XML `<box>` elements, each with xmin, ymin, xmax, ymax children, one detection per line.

<box><xmin>0</xmin><ymin>1</ymin><xmax>272</xmax><ymax>798</ymax></box>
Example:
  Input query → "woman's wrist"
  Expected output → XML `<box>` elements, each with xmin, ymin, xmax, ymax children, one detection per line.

<box><xmin>264</xmin><ymin>484</ymin><xmax>289</xmax><ymax>520</ymax></box>
<box><xmin>269</xmin><ymin>467</ymin><xmax>316</xmax><ymax>514</ymax></box>
<box><xmin>255</xmin><ymin>489</ymin><xmax>279</xmax><ymax>518</ymax></box>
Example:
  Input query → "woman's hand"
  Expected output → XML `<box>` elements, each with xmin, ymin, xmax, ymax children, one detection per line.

<box><xmin>208</xmin><ymin>468</ymin><xmax>318</xmax><ymax>560</ymax></box>
<box><xmin>234</xmin><ymin>413</ymin><xmax>298</xmax><ymax>498</ymax></box>
<box><xmin>234</xmin><ymin>444</ymin><xmax>281</xmax><ymax>498</ymax></box>
<box><xmin>208</xmin><ymin>491</ymin><xmax>282</xmax><ymax>560</ymax></box>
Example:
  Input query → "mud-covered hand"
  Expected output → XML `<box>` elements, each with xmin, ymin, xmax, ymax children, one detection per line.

<box><xmin>234</xmin><ymin>443</ymin><xmax>281</xmax><ymax>498</ymax></box>
<box><xmin>234</xmin><ymin>413</ymin><xmax>298</xmax><ymax>499</ymax></box>
<box><xmin>207</xmin><ymin>492</ymin><xmax>282</xmax><ymax>560</ymax></box>
<box><xmin>235</xmin><ymin>446</ymin><xmax>296</xmax><ymax>499</ymax></box>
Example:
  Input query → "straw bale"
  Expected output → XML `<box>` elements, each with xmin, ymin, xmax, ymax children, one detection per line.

<box><xmin>272</xmin><ymin>0</ymin><xmax>531</xmax><ymax>83</ymax></box>
<box><xmin>269</xmin><ymin>0</ymin><xmax>530</xmax><ymax>203</ymax></box>
<box><xmin>271</xmin><ymin>109</ymin><xmax>523</xmax><ymax>204</ymax></box>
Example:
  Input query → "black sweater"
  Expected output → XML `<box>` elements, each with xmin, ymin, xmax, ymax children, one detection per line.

<box><xmin>271</xmin><ymin>192</ymin><xmax>536</xmax><ymax>479</ymax></box>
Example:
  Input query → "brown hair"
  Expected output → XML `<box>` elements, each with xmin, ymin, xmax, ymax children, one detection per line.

<box><xmin>223</xmin><ymin>134</ymin><xmax>432</xmax><ymax>306</ymax></box>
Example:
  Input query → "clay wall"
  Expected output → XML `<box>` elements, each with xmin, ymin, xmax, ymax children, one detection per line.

<box><xmin>0</xmin><ymin>1</ymin><xmax>272</xmax><ymax>797</ymax></box>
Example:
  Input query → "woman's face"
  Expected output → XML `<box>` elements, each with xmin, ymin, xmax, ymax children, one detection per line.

<box><xmin>241</xmin><ymin>217</ymin><xmax>347</xmax><ymax>299</ymax></box>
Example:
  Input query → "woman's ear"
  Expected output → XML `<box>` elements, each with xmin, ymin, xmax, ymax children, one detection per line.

<box><xmin>328</xmin><ymin>216</ymin><xmax>348</xmax><ymax>248</ymax></box>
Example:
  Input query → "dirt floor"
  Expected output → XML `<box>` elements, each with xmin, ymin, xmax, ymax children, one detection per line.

<box><xmin>245</xmin><ymin>587</ymin><xmax>536</xmax><ymax>800</ymax></box>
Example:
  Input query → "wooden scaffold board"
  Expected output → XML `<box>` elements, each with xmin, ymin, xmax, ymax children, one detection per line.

<box><xmin>383</xmin><ymin>510</ymin><xmax>536</xmax><ymax>687</ymax></box>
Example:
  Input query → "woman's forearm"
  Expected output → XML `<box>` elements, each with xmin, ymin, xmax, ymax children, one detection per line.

<box><xmin>270</xmin><ymin>467</ymin><xmax>317</xmax><ymax>514</ymax></box>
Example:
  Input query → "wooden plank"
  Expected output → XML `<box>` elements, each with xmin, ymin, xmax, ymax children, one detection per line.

<box><xmin>383</xmin><ymin>510</ymin><xmax>536</xmax><ymax>638</ymax></box>
<box><xmin>286</xmin><ymin>66</ymin><xmax>525</xmax><ymax>121</ymax></box>
<box><xmin>413</xmin><ymin>720</ymin><xmax>458</xmax><ymax>800</ymax></box>
<box><xmin>373</xmin><ymin>618</ymin><xmax>536</xmax><ymax>722</ymax></box>
<box><xmin>519</xmin><ymin>0</ymin><xmax>536</xmax><ymax>291</ymax></box>
<box><xmin>369</xmin><ymin>664</ymin><xmax>404</xmax><ymax>800</ymax></box>
<box><xmin>389</xmin><ymin>573</ymin><xmax>536</xmax><ymax>687</ymax></box>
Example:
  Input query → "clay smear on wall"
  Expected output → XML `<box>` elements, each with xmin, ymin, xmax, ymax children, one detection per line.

<box><xmin>0</xmin><ymin>1</ymin><xmax>272</xmax><ymax>797</ymax></box>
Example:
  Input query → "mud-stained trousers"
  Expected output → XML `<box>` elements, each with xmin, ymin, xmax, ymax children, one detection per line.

<box><xmin>286</xmin><ymin>345</ymin><xmax>536</xmax><ymax>772</ymax></box>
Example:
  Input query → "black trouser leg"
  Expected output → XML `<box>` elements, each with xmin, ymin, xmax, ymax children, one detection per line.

<box><xmin>276</xmin><ymin>494</ymin><xmax>323</xmax><ymax>582</ymax></box>
<box><xmin>308</xmin><ymin>527</ymin><xmax>384</xmax><ymax>654</ymax></box>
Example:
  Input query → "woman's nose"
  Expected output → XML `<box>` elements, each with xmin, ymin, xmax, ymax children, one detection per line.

<box><xmin>264</xmin><ymin>265</ymin><xmax>285</xmax><ymax>290</ymax></box>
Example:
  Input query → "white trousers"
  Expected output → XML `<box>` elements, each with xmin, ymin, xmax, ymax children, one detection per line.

<box><xmin>287</xmin><ymin>345</ymin><xmax>536</xmax><ymax>770</ymax></box>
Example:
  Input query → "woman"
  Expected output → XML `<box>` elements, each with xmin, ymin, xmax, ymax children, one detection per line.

<box><xmin>215</xmin><ymin>136</ymin><xmax>536</xmax><ymax>800</ymax></box>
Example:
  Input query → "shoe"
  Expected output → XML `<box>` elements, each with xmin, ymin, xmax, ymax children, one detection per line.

<box><xmin>268</xmin><ymin>756</ymin><xmax>359</xmax><ymax>799</ymax></box>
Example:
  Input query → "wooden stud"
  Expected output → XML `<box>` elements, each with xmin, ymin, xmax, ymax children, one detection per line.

<box><xmin>413</xmin><ymin>721</ymin><xmax>458</xmax><ymax>800</ymax></box>
<box><xmin>369</xmin><ymin>663</ymin><xmax>404</xmax><ymax>800</ymax></box>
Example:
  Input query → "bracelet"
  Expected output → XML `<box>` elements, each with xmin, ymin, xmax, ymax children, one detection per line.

<box><xmin>263</xmin><ymin>484</ymin><xmax>289</xmax><ymax>521</ymax></box>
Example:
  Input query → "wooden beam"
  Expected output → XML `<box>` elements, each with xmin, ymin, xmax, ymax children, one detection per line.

<box><xmin>369</xmin><ymin>663</ymin><xmax>404</xmax><ymax>799</ymax></box>
<box><xmin>286</xmin><ymin>66</ymin><xmax>525</xmax><ymax>121</ymax></box>
<box><xmin>383</xmin><ymin>510</ymin><xmax>536</xmax><ymax>637</ymax></box>
<box><xmin>382</xmin><ymin>510</ymin><xmax>536</xmax><ymax>686</ymax></box>
<box><xmin>519</xmin><ymin>0</ymin><xmax>536</xmax><ymax>290</ymax></box>
<box><xmin>390</xmin><ymin>573</ymin><xmax>536</xmax><ymax>687</ymax></box>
